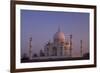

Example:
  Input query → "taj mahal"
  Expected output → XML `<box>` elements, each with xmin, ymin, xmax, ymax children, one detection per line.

<box><xmin>22</xmin><ymin>26</ymin><xmax>86</xmax><ymax>62</ymax></box>
<box><xmin>27</xmin><ymin>26</ymin><xmax>75</xmax><ymax>61</ymax></box>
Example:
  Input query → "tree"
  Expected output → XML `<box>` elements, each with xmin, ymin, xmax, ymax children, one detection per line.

<box><xmin>40</xmin><ymin>49</ymin><xmax>45</xmax><ymax>57</ymax></box>
<box><xmin>21</xmin><ymin>53</ymin><xmax>29</xmax><ymax>60</ymax></box>
<box><xmin>83</xmin><ymin>52</ymin><xmax>89</xmax><ymax>59</ymax></box>
<box><xmin>33</xmin><ymin>53</ymin><xmax>38</xmax><ymax>57</ymax></box>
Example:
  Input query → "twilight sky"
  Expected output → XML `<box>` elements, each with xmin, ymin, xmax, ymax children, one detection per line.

<box><xmin>21</xmin><ymin>9</ymin><xmax>89</xmax><ymax>57</ymax></box>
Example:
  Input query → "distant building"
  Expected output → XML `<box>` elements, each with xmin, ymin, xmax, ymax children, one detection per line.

<box><xmin>44</xmin><ymin>27</ymin><xmax>71</xmax><ymax>57</ymax></box>
<box><xmin>23</xmin><ymin>26</ymin><xmax>86</xmax><ymax>63</ymax></box>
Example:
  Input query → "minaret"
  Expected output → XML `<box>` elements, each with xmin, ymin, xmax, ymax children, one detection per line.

<box><xmin>29</xmin><ymin>37</ymin><xmax>32</xmax><ymax>60</ymax></box>
<box><xmin>69</xmin><ymin>35</ymin><xmax>72</xmax><ymax>57</ymax></box>
<box><xmin>58</xmin><ymin>24</ymin><xmax>61</xmax><ymax>32</ymax></box>
<box><xmin>80</xmin><ymin>40</ymin><xmax>83</xmax><ymax>57</ymax></box>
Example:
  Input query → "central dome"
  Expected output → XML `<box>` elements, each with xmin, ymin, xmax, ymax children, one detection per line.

<box><xmin>54</xmin><ymin>27</ymin><xmax>65</xmax><ymax>43</ymax></box>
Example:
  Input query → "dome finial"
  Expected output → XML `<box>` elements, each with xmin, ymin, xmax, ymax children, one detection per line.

<box><xmin>58</xmin><ymin>24</ymin><xmax>61</xmax><ymax>32</ymax></box>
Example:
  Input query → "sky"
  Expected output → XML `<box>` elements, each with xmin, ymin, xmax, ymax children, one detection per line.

<box><xmin>21</xmin><ymin>9</ymin><xmax>89</xmax><ymax>57</ymax></box>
